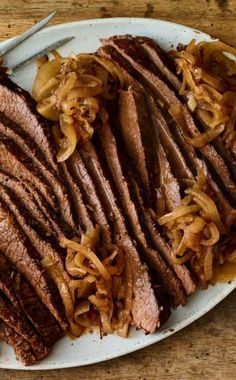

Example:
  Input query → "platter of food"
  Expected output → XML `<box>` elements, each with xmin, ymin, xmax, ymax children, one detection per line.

<box><xmin>0</xmin><ymin>17</ymin><xmax>235</xmax><ymax>370</ymax></box>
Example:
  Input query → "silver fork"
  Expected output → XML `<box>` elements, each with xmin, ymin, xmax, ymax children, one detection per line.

<box><xmin>0</xmin><ymin>10</ymin><xmax>74</xmax><ymax>73</ymax></box>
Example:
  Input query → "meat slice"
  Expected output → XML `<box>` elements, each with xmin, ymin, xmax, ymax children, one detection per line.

<box><xmin>119</xmin><ymin>86</ymin><xmax>181</xmax><ymax>213</ymax></box>
<box><xmin>0</xmin><ymin>295</ymin><xmax>48</xmax><ymax>361</ymax></box>
<box><xmin>60</xmin><ymin>162</ymin><xmax>94</xmax><ymax>232</ymax></box>
<box><xmin>80</xmin><ymin>141</ymin><xmax>187</xmax><ymax>308</ymax></box>
<box><xmin>0</xmin><ymin>183</ymin><xmax>68</xmax><ymax>281</ymax></box>
<box><xmin>0</xmin><ymin>112</ymin><xmax>76</xmax><ymax>231</ymax></box>
<box><xmin>145</xmin><ymin>95</ymin><xmax>194</xmax><ymax>185</ymax></box>
<box><xmin>135</xmin><ymin>36</ymin><xmax>181</xmax><ymax>90</ymax></box>
<box><xmin>0</xmin><ymin>200</ymin><xmax>67</xmax><ymax>330</ymax></box>
<box><xmin>119</xmin><ymin>89</ymin><xmax>151</xmax><ymax>202</ymax></box>
<box><xmin>0</xmin><ymin>323</ymin><xmax>36</xmax><ymax>366</ymax></box>
<box><xmin>68</xmin><ymin>146</ymin><xmax>171</xmax><ymax>328</ymax></box>
<box><xmin>101</xmin><ymin>37</ymin><xmax>236</xmax><ymax>205</ymax></box>
<box><xmin>80</xmin><ymin>144</ymin><xmax>172</xmax><ymax>328</ymax></box>
<box><xmin>0</xmin><ymin>138</ymin><xmax>56</xmax><ymax>210</ymax></box>
<box><xmin>67</xmin><ymin>151</ymin><xmax>112</xmax><ymax>248</ymax></box>
<box><xmin>0</xmin><ymin>170</ymin><xmax>64</xmax><ymax>238</ymax></box>
<box><xmin>0</xmin><ymin>73</ymin><xmax>58</xmax><ymax>174</ymax></box>
<box><xmin>135</xmin><ymin>36</ymin><xmax>236</xmax><ymax>180</ymax></box>
<box><xmin>124</xmin><ymin>160</ymin><xmax>196</xmax><ymax>296</ymax></box>
<box><xmin>0</xmin><ymin>253</ymin><xmax>63</xmax><ymax>347</ymax></box>
<box><xmin>95</xmin><ymin>123</ymin><xmax>192</xmax><ymax>301</ymax></box>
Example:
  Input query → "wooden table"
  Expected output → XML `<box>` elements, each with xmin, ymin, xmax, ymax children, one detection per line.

<box><xmin>0</xmin><ymin>0</ymin><xmax>236</xmax><ymax>379</ymax></box>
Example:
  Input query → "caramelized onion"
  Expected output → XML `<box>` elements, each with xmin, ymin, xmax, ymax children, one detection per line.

<box><xmin>185</xmin><ymin>124</ymin><xmax>225</xmax><ymax>147</ymax></box>
<box><xmin>60</xmin><ymin>227</ymin><xmax>132</xmax><ymax>337</ymax></box>
<box><xmin>158</xmin><ymin>168</ymin><xmax>225</xmax><ymax>284</ymax></box>
<box><xmin>172</xmin><ymin>39</ymin><xmax>236</xmax><ymax>150</ymax></box>
<box><xmin>33</xmin><ymin>52</ymin><xmax>124</xmax><ymax>161</ymax></box>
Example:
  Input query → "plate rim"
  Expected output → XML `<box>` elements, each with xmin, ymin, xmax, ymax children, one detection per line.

<box><xmin>0</xmin><ymin>17</ymin><xmax>235</xmax><ymax>370</ymax></box>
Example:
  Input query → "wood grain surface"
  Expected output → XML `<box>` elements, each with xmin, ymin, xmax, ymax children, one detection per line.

<box><xmin>0</xmin><ymin>1</ymin><xmax>236</xmax><ymax>379</ymax></box>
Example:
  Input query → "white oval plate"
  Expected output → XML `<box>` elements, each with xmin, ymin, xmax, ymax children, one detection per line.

<box><xmin>0</xmin><ymin>17</ymin><xmax>235</xmax><ymax>370</ymax></box>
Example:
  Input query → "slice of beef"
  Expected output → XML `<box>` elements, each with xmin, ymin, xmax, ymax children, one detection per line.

<box><xmin>101</xmin><ymin>38</ymin><xmax>236</xmax><ymax>205</ymax></box>
<box><xmin>67</xmin><ymin>151</ymin><xmax>112</xmax><ymax>248</ymax></box>
<box><xmin>0</xmin><ymin>138</ymin><xmax>56</xmax><ymax>210</ymax></box>
<box><xmin>134</xmin><ymin>36</ymin><xmax>181</xmax><ymax>91</ymax></box>
<box><xmin>0</xmin><ymin>200</ymin><xmax>67</xmax><ymax>330</ymax></box>
<box><xmin>95</xmin><ymin>123</ymin><xmax>191</xmax><ymax>302</ymax></box>
<box><xmin>0</xmin><ymin>295</ymin><xmax>48</xmax><ymax>361</ymax></box>
<box><xmin>119</xmin><ymin>89</ymin><xmax>152</xmax><ymax>202</ymax></box>
<box><xmin>119</xmin><ymin>86</ymin><xmax>181</xmax><ymax>212</ymax></box>
<box><xmin>157</xmin><ymin>141</ymin><xmax>181</xmax><ymax>212</ymax></box>
<box><xmin>60</xmin><ymin>162</ymin><xmax>94</xmax><ymax>232</ymax></box>
<box><xmin>0</xmin><ymin>73</ymin><xmax>58</xmax><ymax>174</ymax></box>
<box><xmin>145</xmin><ymin>94</ymin><xmax>194</xmax><ymax>185</ymax></box>
<box><xmin>80</xmin><ymin>142</ymin><xmax>172</xmax><ymax>328</ymax></box>
<box><xmin>104</xmin><ymin>36</ymin><xmax>178</xmax><ymax>106</ymax></box>
<box><xmin>0</xmin><ymin>112</ymin><xmax>76</xmax><ymax>231</ymax></box>
<box><xmin>116</xmin><ymin>234</ymin><xmax>171</xmax><ymax>331</ymax></box>
<box><xmin>96</xmin><ymin>122</ymin><xmax>145</xmax><ymax>241</ymax></box>
<box><xmin>80</xmin><ymin>143</ymin><xmax>186</xmax><ymax>303</ymax></box>
<box><xmin>0</xmin><ymin>323</ymin><xmax>36</xmax><ymax>366</ymax></box>
<box><xmin>135</xmin><ymin>36</ymin><xmax>236</xmax><ymax>180</ymax></box>
<box><xmin>0</xmin><ymin>183</ymin><xmax>68</xmax><ymax>281</ymax></box>
<box><xmin>0</xmin><ymin>169</ymin><xmax>64</xmax><ymax>238</ymax></box>
<box><xmin>0</xmin><ymin>253</ymin><xmax>63</xmax><ymax>347</ymax></box>
<box><xmin>124</xmin><ymin>162</ymin><xmax>196</xmax><ymax>296</ymax></box>
<box><xmin>166</xmin><ymin>111</ymin><xmax>235</xmax><ymax>225</ymax></box>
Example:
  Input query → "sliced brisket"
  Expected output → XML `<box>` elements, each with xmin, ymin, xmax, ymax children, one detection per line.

<box><xmin>119</xmin><ymin>86</ymin><xmax>181</xmax><ymax>212</ymax></box>
<box><xmin>97</xmin><ymin>125</ymin><xmax>189</xmax><ymax>300</ymax></box>
<box><xmin>0</xmin><ymin>183</ymin><xmax>68</xmax><ymax>281</ymax></box>
<box><xmin>60</xmin><ymin>162</ymin><xmax>94</xmax><ymax>232</ymax></box>
<box><xmin>101</xmin><ymin>37</ymin><xmax>236</xmax><ymax>205</ymax></box>
<box><xmin>0</xmin><ymin>112</ymin><xmax>76</xmax><ymax>231</ymax></box>
<box><xmin>0</xmin><ymin>170</ymin><xmax>63</xmax><ymax>238</ymax></box>
<box><xmin>0</xmin><ymin>253</ymin><xmax>63</xmax><ymax>347</ymax></box>
<box><xmin>67</xmin><ymin>151</ymin><xmax>112</xmax><ymax>248</ymax></box>
<box><xmin>135</xmin><ymin>36</ymin><xmax>236</xmax><ymax>179</ymax></box>
<box><xmin>80</xmin><ymin>141</ymin><xmax>187</xmax><ymax>307</ymax></box>
<box><xmin>0</xmin><ymin>138</ymin><xmax>56</xmax><ymax>210</ymax></box>
<box><xmin>0</xmin><ymin>323</ymin><xmax>36</xmax><ymax>366</ymax></box>
<box><xmin>0</xmin><ymin>200</ymin><xmax>67</xmax><ymax>330</ymax></box>
<box><xmin>119</xmin><ymin>89</ymin><xmax>152</xmax><ymax>202</ymax></box>
<box><xmin>0</xmin><ymin>295</ymin><xmax>48</xmax><ymax>361</ymax></box>
<box><xmin>0</xmin><ymin>74</ymin><xmax>58</xmax><ymax>174</ymax></box>
<box><xmin>69</xmin><ymin>146</ymin><xmax>170</xmax><ymax>329</ymax></box>
<box><xmin>145</xmin><ymin>94</ymin><xmax>194</xmax><ymax>185</ymax></box>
